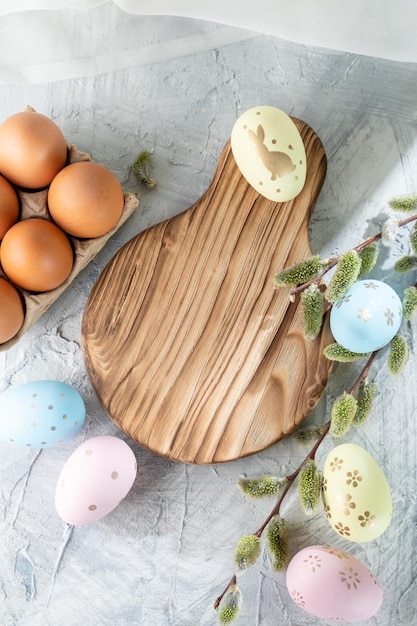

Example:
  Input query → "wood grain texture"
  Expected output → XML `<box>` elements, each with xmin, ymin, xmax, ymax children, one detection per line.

<box><xmin>82</xmin><ymin>119</ymin><xmax>333</xmax><ymax>464</ymax></box>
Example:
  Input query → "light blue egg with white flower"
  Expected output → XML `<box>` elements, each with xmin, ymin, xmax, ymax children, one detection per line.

<box><xmin>0</xmin><ymin>381</ymin><xmax>85</xmax><ymax>448</ymax></box>
<box><xmin>330</xmin><ymin>280</ymin><xmax>402</xmax><ymax>353</ymax></box>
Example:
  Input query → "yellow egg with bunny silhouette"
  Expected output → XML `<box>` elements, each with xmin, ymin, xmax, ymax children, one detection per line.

<box><xmin>231</xmin><ymin>105</ymin><xmax>307</xmax><ymax>202</ymax></box>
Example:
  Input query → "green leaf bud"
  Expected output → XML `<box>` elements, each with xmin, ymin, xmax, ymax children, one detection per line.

<box><xmin>295</xmin><ymin>425</ymin><xmax>327</xmax><ymax>445</ymax></box>
<box><xmin>388</xmin><ymin>193</ymin><xmax>417</xmax><ymax>213</ymax></box>
<box><xmin>301</xmin><ymin>284</ymin><xmax>325</xmax><ymax>340</ymax></box>
<box><xmin>274</xmin><ymin>255</ymin><xmax>324</xmax><ymax>287</ymax></box>
<box><xmin>353</xmin><ymin>380</ymin><xmax>378</xmax><ymax>426</ymax></box>
<box><xmin>326</xmin><ymin>250</ymin><xmax>362</xmax><ymax>303</ymax></box>
<box><xmin>387</xmin><ymin>334</ymin><xmax>408</xmax><ymax>375</ymax></box>
<box><xmin>357</xmin><ymin>242</ymin><xmax>379</xmax><ymax>278</ymax></box>
<box><xmin>265</xmin><ymin>515</ymin><xmax>289</xmax><ymax>572</ymax></box>
<box><xmin>402</xmin><ymin>286</ymin><xmax>417</xmax><ymax>321</ymax></box>
<box><xmin>298</xmin><ymin>459</ymin><xmax>321</xmax><ymax>515</ymax></box>
<box><xmin>238</xmin><ymin>475</ymin><xmax>286</xmax><ymax>499</ymax></box>
<box><xmin>329</xmin><ymin>392</ymin><xmax>358</xmax><ymax>438</ymax></box>
<box><xmin>217</xmin><ymin>584</ymin><xmax>242</xmax><ymax>625</ymax></box>
<box><xmin>394</xmin><ymin>256</ymin><xmax>417</xmax><ymax>273</ymax></box>
<box><xmin>132</xmin><ymin>150</ymin><xmax>157</xmax><ymax>188</ymax></box>
<box><xmin>323</xmin><ymin>342</ymin><xmax>369</xmax><ymax>362</ymax></box>
<box><xmin>234</xmin><ymin>535</ymin><xmax>261</xmax><ymax>573</ymax></box>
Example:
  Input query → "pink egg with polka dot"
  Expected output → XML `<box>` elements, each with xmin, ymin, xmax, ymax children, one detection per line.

<box><xmin>55</xmin><ymin>435</ymin><xmax>137</xmax><ymax>526</ymax></box>
<box><xmin>286</xmin><ymin>545</ymin><xmax>383</xmax><ymax>622</ymax></box>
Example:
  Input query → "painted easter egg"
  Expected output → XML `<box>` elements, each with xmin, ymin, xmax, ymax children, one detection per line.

<box><xmin>0</xmin><ymin>380</ymin><xmax>85</xmax><ymax>448</ymax></box>
<box><xmin>286</xmin><ymin>545</ymin><xmax>383</xmax><ymax>622</ymax></box>
<box><xmin>322</xmin><ymin>443</ymin><xmax>392</xmax><ymax>542</ymax></box>
<box><xmin>231</xmin><ymin>105</ymin><xmax>307</xmax><ymax>202</ymax></box>
<box><xmin>330</xmin><ymin>279</ymin><xmax>402</xmax><ymax>353</ymax></box>
<box><xmin>55</xmin><ymin>435</ymin><xmax>137</xmax><ymax>526</ymax></box>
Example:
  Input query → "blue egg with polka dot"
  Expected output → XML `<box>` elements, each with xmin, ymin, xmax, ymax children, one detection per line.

<box><xmin>0</xmin><ymin>381</ymin><xmax>86</xmax><ymax>448</ymax></box>
<box><xmin>330</xmin><ymin>280</ymin><xmax>402</xmax><ymax>353</ymax></box>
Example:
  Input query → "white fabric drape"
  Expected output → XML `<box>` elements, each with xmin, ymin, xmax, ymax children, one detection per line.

<box><xmin>0</xmin><ymin>0</ymin><xmax>416</xmax><ymax>85</ymax></box>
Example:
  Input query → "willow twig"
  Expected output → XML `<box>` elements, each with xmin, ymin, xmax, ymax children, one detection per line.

<box><xmin>289</xmin><ymin>213</ymin><xmax>417</xmax><ymax>298</ymax></box>
<box><xmin>214</xmin><ymin>351</ymin><xmax>376</xmax><ymax>609</ymax></box>
<box><xmin>214</xmin><ymin>575</ymin><xmax>237</xmax><ymax>610</ymax></box>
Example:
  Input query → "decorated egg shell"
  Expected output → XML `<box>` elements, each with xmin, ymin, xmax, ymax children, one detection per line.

<box><xmin>330</xmin><ymin>279</ymin><xmax>402</xmax><ymax>353</ymax></box>
<box><xmin>286</xmin><ymin>545</ymin><xmax>383</xmax><ymax>622</ymax></box>
<box><xmin>231</xmin><ymin>105</ymin><xmax>307</xmax><ymax>202</ymax></box>
<box><xmin>55</xmin><ymin>435</ymin><xmax>137</xmax><ymax>526</ymax></box>
<box><xmin>322</xmin><ymin>443</ymin><xmax>392</xmax><ymax>542</ymax></box>
<box><xmin>0</xmin><ymin>380</ymin><xmax>85</xmax><ymax>448</ymax></box>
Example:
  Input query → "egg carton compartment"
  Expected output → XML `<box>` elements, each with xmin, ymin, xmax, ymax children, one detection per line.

<box><xmin>0</xmin><ymin>144</ymin><xmax>139</xmax><ymax>352</ymax></box>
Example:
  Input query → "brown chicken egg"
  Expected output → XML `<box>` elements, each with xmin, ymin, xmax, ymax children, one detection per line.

<box><xmin>0</xmin><ymin>277</ymin><xmax>25</xmax><ymax>344</ymax></box>
<box><xmin>0</xmin><ymin>110</ymin><xmax>68</xmax><ymax>189</ymax></box>
<box><xmin>0</xmin><ymin>175</ymin><xmax>19</xmax><ymax>239</ymax></box>
<box><xmin>0</xmin><ymin>218</ymin><xmax>74</xmax><ymax>292</ymax></box>
<box><xmin>47</xmin><ymin>161</ymin><xmax>124</xmax><ymax>238</ymax></box>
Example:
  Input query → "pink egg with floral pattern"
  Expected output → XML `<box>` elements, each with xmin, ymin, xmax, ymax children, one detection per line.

<box><xmin>55</xmin><ymin>435</ymin><xmax>137</xmax><ymax>526</ymax></box>
<box><xmin>286</xmin><ymin>545</ymin><xmax>383</xmax><ymax>622</ymax></box>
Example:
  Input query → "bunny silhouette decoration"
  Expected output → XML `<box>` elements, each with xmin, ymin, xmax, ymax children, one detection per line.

<box><xmin>231</xmin><ymin>106</ymin><xmax>307</xmax><ymax>202</ymax></box>
<box><xmin>248</xmin><ymin>124</ymin><xmax>296</xmax><ymax>180</ymax></box>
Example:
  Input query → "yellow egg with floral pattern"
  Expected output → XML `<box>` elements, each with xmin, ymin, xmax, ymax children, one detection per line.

<box><xmin>322</xmin><ymin>443</ymin><xmax>392</xmax><ymax>542</ymax></box>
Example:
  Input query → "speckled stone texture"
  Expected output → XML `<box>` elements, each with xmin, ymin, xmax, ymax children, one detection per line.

<box><xmin>1</xmin><ymin>10</ymin><xmax>417</xmax><ymax>626</ymax></box>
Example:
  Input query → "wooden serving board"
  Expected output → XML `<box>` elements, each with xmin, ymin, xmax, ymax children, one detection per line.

<box><xmin>82</xmin><ymin>119</ymin><xmax>333</xmax><ymax>464</ymax></box>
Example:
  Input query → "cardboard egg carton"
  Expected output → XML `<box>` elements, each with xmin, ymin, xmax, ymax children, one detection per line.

<box><xmin>0</xmin><ymin>144</ymin><xmax>139</xmax><ymax>351</ymax></box>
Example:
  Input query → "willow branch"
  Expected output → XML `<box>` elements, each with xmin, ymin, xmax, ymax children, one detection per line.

<box><xmin>213</xmin><ymin>344</ymin><xmax>380</xmax><ymax>610</ymax></box>
<box><xmin>290</xmin><ymin>212</ymin><xmax>417</xmax><ymax>297</ymax></box>
<box><xmin>214</xmin><ymin>574</ymin><xmax>237</xmax><ymax>610</ymax></box>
